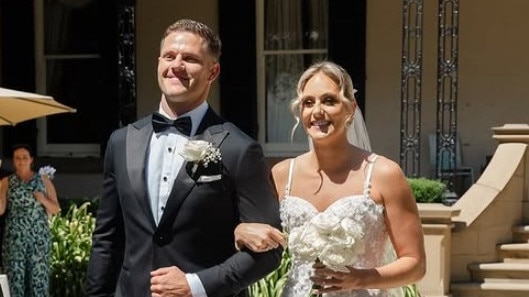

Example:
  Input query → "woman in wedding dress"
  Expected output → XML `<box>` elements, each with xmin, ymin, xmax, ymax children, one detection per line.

<box><xmin>235</xmin><ymin>61</ymin><xmax>425</xmax><ymax>297</ymax></box>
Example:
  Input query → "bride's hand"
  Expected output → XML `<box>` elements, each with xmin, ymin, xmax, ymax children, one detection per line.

<box><xmin>234</xmin><ymin>223</ymin><xmax>286</xmax><ymax>252</ymax></box>
<box><xmin>311</xmin><ymin>265</ymin><xmax>378</xmax><ymax>293</ymax></box>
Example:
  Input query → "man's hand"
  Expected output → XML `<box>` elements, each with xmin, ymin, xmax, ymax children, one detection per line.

<box><xmin>150</xmin><ymin>266</ymin><xmax>192</xmax><ymax>297</ymax></box>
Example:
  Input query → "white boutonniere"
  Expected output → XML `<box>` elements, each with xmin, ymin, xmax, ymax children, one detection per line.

<box><xmin>38</xmin><ymin>165</ymin><xmax>57</xmax><ymax>180</ymax></box>
<box><xmin>180</xmin><ymin>140</ymin><xmax>222</xmax><ymax>174</ymax></box>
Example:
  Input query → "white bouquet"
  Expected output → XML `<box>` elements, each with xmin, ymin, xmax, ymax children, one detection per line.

<box><xmin>38</xmin><ymin>165</ymin><xmax>56</xmax><ymax>180</ymax></box>
<box><xmin>288</xmin><ymin>212</ymin><xmax>365</xmax><ymax>272</ymax></box>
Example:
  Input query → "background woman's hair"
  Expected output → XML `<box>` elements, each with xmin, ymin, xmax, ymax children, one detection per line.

<box><xmin>12</xmin><ymin>143</ymin><xmax>34</xmax><ymax>157</ymax></box>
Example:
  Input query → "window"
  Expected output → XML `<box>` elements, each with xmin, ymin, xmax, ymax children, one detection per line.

<box><xmin>34</xmin><ymin>0</ymin><xmax>117</xmax><ymax>157</ymax></box>
<box><xmin>256</xmin><ymin>0</ymin><xmax>329</xmax><ymax>157</ymax></box>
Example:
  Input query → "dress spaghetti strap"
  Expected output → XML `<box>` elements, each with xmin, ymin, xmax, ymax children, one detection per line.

<box><xmin>284</xmin><ymin>158</ymin><xmax>296</xmax><ymax>197</ymax></box>
<box><xmin>362</xmin><ymin>154</ymin><xmax>379</xmax><ymax>197</ymax></box>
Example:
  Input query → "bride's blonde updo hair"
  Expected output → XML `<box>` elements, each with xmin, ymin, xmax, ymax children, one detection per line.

<box><xmin>289</xmin><ymin>61</ymin><xmax>358</xmax><ymax>140</ymax></box>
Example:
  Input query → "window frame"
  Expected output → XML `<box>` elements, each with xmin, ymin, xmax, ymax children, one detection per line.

<box><xmin>34</xmin><ymin>0</ymin><xmax>101</xmax><ymax>157</ymax></box>
<box><xmin>255</xmin><ymin>0</ymin><xmax>328</xmax><ymax>157</ymax></box>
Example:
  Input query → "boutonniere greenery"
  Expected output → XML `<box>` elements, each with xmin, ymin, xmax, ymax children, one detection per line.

<box><xmin>180</xmin><ymin>140</ymin><xmax>222</xmax><ymax>174</ymax></box>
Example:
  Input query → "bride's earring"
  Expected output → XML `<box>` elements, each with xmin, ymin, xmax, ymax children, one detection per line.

<box><xmin>345</xmin><ymin>113</ymin><xmax>355</xmax><ymax>127</ymax></box>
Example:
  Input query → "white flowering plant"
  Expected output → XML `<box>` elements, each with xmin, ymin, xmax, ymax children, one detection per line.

<box><xmin>38</xmin><ymin>165</ymin><xmax>57</xmax><ymax>180</ymax></box>
<box><xmin>180</xmin><ymin>140</ymin><xmax>222</xmax><ymax>174</ymax></box>
<box><xmin>288</xmin><ymin>212</ymin><xmax>365</xmax><ymax>272</ymax></box>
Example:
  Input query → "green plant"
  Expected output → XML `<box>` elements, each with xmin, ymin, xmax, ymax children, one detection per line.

<box><xmin>49</xmin><ymin>201</ymin><xmax>96</xmax><ymax>297</ymax></box>
<box><xmin>249</xmin><ymin>249</ymin><xmax>291</xmax><ymax>297</ymax></box>
<box><xmin>408</xmin><ymin>178</ymin><xmax>447</xmax><ymax>203</ymax></box>
<box><xmin>403</xmin><ymin>283</ymin><xmax>421</xmax><ymax>297</ymax></box>
<box><xmin>58</xmin><ymin>197</ymin><xmax>100</xmax><ymax>216</ymax></box>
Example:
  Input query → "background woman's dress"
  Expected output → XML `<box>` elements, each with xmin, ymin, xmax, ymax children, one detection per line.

<box><xmin>2</xmin><ymin>173</ymin><xmax>51</xmax><ymax>297</ymax></box>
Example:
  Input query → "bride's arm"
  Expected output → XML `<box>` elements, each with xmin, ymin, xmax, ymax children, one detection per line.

<box><xmin>374</xmin><ymin>157</ymin><xmax>426</xmax><ymax>286</ymax></box>
<box><xmin>234</xmin><ymin>223</ymin><xmax>286</xmax><ymax>252</ymax></box>
<box><xmin>312</xmin><ymin>156</ymin><xmax>426</xmax><ymax>293</ymax></box>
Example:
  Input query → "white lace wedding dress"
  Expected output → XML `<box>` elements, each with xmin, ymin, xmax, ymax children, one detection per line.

<box><xmin>279</xmin><ymin>156</ymin><xmax>403</xmax><ymax>297</ymax></box>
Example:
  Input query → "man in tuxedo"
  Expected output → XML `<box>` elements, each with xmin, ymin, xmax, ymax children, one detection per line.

<box><xmin>86</xmin><ymin>19</ymin><xmax>282</xmax><ymax>297</ymax></box>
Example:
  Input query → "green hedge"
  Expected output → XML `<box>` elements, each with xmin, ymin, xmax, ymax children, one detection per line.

<box><xmin>408</xmin><ymin>177</ymin><xmax>447</xmax><ymax>203</ymax></box>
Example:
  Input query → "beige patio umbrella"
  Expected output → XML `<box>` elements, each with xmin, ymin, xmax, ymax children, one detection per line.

<box><xmin>0</xmin><ymin>87</ymin><xmax>76</xmax><ymax>126</ymax></box>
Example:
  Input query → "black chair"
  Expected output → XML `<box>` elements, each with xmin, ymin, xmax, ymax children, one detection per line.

<box><xmin>429</xmin><ymin>134</ymin><xmax>475</xmax><ymax>194</ymax></box>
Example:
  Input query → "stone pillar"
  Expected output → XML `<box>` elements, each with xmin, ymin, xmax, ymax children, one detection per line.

<box><xmin>491</xmin><ymin>123</ymin><xmax>529</xmax><ymax>222</ymax></box>
<box><xmin>417</xmin><ymin>203</ymin><xmax>460</xmax><ymax>297</ymax></box>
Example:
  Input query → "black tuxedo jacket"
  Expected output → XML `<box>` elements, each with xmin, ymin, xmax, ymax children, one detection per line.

<box><xmin>86</xmin><ymin>108</ymin><xmax>282</xmax><ymax>297</ymax></box>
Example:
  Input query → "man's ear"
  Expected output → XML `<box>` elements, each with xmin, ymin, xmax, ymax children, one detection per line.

<box><xmin>208</xmin><ymin>63</ymin><xmax>220</xmax><ymax>81</ymax></box>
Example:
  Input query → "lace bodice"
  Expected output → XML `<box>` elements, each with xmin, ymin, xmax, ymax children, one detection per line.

<box><xmin>279</xmin><ymin>156</ymin><xmax>402</xmax><ymax>297</ymax></box>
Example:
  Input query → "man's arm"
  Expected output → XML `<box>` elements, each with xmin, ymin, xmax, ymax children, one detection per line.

<box><xmin>196</xmin><ymin>139</ymin><xmax>283</xmax><ymax>297</ymax></box>
<box><xmin>85</xmin><ymin>131</ymin><xmax>125</xmax><ymax>296</ymax></box>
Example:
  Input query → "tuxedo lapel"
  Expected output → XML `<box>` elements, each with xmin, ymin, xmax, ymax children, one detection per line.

<box><xmin>157</xmin><ymin>163</ymin><xmax>196</xmax><ymax>228</ymax></box>
<box><xmin>157</xmin><ymin>110</ymin><xmax>228</xmax><ymax>228</ymax></box>
<box><xmin>126</xmin><ymin>120</ymin><xmax>156</xmax><ymax>227</ymax></box>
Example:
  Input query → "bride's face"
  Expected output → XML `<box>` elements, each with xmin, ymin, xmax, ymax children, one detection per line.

<box><xmin>299</xmin><ymin>72</ymin><xmax>354</xmax><ymax>142</ymax></box>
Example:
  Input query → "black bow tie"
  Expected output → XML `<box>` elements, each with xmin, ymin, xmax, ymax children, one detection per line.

<box><xmin>152</xmin><ymin>112</ymin><xmax>192</xmax><ymax>136</ymax></box>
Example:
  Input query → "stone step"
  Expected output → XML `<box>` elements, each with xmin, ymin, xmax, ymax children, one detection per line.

<box><xmin>497</xmin><ymin>242</ymin><xmax>529</xmax><ymax>261</ymax></box>
<box><xmin>503</xmin><ymin>258</ymin><xmax>529</xmax><ymax>264</ymax></box>
<box><xmin>468</xmin><ymin>262</ymin><xmax>529</xmax><ymax>281</ymax></box>
<box><xmin>451</xmin><ymin>281</ymin><xmax>529</xmax><ymax>297</ymax></box>
<box><xmin>512</xmin><ymin>225</ymin><xmax>529</xmax><ymax>243</ymax></box>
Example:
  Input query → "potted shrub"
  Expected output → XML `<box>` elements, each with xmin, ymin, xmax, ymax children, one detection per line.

<box><xmin>407</xmin><ymin>177</ymin><xmax>447</xmax><ymax>203</ymax></box>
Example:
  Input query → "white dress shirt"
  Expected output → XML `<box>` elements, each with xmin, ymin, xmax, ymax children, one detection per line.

<box><xmin>146</xmin><ymin>101</ymin><xmax>209</xmax><ymax>297</ymax></box>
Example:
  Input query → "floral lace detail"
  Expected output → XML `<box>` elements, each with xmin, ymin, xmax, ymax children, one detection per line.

<box><xmin>279</xmin><ymin>195</ymin><xmax>403</xmax><ymax>297</ymax></box>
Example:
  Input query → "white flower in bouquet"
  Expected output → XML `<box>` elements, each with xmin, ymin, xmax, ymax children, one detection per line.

<box><xmin>38</xmin><ymin>165</ymin><xmax>56</xmax><ymax>180</ymax></box>
<box><xmin>311</xmin><ymin>212</ymin><xmax>341</xmax><ymax>233</ymax></box>
<box><xmin>319</xmin><ymin>244</ymin><xmax>356</xmax><ymax>271</ymax></box>
<box><xmin>288</xmin><ymin>213</ymin><xmax>364</xmax><ymax>272</ymax></box>
<box><xmin>288</xmin><ymin>225</ymin><xmax>322</xmax><ymax>260</ymax></box>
